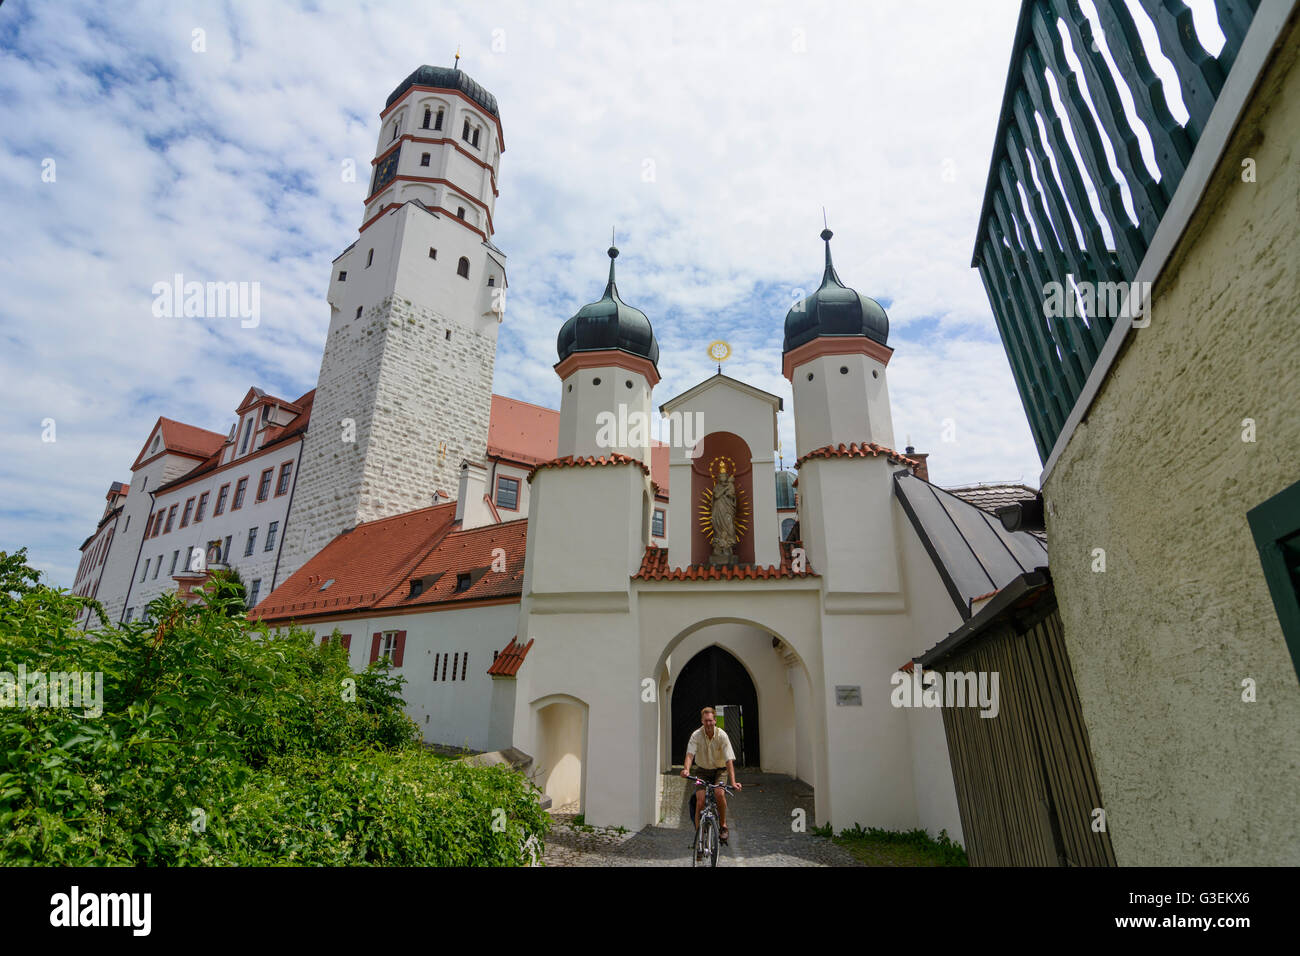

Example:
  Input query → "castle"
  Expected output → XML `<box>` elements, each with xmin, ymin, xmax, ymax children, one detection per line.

<box><xmin>72</xmin><ymin>65</ymin><xmax>1048</xmax><ymax>833</ymax></box>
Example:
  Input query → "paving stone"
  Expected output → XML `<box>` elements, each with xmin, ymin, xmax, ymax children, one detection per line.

<box><xmin>541</xmin><ymin>770</ymin><xmax>862</xmax><ymax>867</ymax></box>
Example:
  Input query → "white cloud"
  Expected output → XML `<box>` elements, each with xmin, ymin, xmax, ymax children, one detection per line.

<box><xmin>0</xmin><ymin>0</ymin><xmax>1043</xmax><ymax>586</ymax></box>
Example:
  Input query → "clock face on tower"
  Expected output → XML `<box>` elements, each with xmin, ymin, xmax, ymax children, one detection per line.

<box><xmin>370</xmin><ymin>145</ymin><xmax>401</xmax><ymax>196</ymax></box>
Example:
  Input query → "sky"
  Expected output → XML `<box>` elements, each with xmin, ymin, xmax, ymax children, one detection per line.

<box><xmin>1</xmin><ymin>0</ymin><xmax>1085</xmax><ymax>587</ymax></box>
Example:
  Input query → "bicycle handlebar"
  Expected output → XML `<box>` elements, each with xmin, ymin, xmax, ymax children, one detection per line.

<box><xmin>687</xmin><ymin>775</ymin><xmax>738</xmax><ymax>795</ymax></box>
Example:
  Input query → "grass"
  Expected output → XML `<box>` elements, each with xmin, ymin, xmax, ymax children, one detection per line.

<box><xmin>815</xmin><ymin>823</ymin><xmax>968</xmax><ymax>867</ymax></box>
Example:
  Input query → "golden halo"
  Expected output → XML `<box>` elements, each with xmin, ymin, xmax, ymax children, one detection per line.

<box><xmin>707</xmin><ymin>340</ymin><xmax>731</xmax><ymax>362</ymax></box>
<box><xmin>707</xmin><ymin>455</ymin><xmax>737</xmax><ymax>481</ymax></box>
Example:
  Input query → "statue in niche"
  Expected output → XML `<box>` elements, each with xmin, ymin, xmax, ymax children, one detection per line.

<box><xmin>709</xmin><ymin>464</ymin><xmax>739</xmax><ymax>564</ymax></box>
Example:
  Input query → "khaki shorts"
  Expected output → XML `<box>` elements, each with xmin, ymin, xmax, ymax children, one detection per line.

<box><xmin>691</xmin><ymin>766</ymin><xmax>727</xmax><ymax>789</ymax></box>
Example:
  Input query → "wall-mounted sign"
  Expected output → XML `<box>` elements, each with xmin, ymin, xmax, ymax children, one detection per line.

<box><xmin>835</xmin><ymin>685</ymin><xmax>862</xmax><ymax>706</ymax></box>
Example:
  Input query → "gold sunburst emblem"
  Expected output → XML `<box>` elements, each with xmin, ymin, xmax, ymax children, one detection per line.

<box><xmin>707</xmin><ymin>340</ymin><xmax>731</xmax><ymax>362</ymax></box>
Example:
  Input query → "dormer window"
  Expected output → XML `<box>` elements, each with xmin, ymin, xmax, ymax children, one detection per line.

<box><xmin>455</xmin><ymin>572</ymin><xmax>471</xmax><ymax>592</ymax></box>
<box><xmin>457</xmin><ymin>257</ymin><xmax>470</xmax><ymax>279</ymax></box>
<box><xmin>238</xmin><ymin>419</ymin><xmax>252</xmax><ymax>455</ymax></box>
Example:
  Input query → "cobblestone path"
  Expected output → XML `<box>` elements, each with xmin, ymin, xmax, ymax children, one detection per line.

<box><xmin>541</xmin><ymin>770</ymin><xmax>862</xmax><ymax>867</ymax></box>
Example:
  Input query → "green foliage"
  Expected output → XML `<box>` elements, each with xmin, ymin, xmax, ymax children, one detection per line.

<box><xmin>831</xmin><ymin>823</ymin><xmax>968</xmax><ymax>867</ymax></box>
<box><xmin>0</xmin><ymin>549</ymin><xmax>548</xmax><ymax>866</ymax></box>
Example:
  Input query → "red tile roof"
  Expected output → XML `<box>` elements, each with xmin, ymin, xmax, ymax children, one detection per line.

<box><xmin>795</xmin><ymin>442</ymin><xmax>919</xmax><ymax>469</ymax></box>
<box><xmin>651</xmin><ymin>443</ymin><xmax>670</xmax><ymax>494</ymax></box>
<box><xmin>527</xmin><ymin>452</ymin><xmax>650</xmax><ymax>482</ymax></box>
<box><xmin>488</xmin><ymin>394</ymin><xmax>558</xmax><ymax>464</ymax></box>
<box><xmin>633</xmin><ymin>541</ymin><xmax>816</xmax><ymax>581</ymax></box>
<box><xmin>486</xmin><ymin>636</ymin><xmax>533</xmax><ymax>676</ymax></box>
<box><xmin>252</xmin><ymin>504</ymin><xmax>531</xmax><ymax>623</ymax></box>
<box><xmin>131</xmin><ymin>417</ymin><xmax>228</xmax><ymax>470</ymax></box>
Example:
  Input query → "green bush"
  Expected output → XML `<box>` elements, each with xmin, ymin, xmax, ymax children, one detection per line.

<box><xmin>0</xmin><ymin>548</ymin><xmax>548</xmax><ymax>866</ymax></box>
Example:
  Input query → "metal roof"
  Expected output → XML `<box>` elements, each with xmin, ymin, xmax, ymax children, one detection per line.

<box><xmin>894</xmin><ymin>471</ymin><xmax>1047</xmax><ymax>620</ymax></box>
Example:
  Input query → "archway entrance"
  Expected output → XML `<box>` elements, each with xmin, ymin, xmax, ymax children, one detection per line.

<box><xmin>671</xmin><ymin>645</ymin><xmax>760</xmax><ymax>767</ymax></box>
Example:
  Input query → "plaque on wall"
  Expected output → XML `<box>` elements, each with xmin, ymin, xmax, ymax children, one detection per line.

<box><xmin>835</xmin><ymin>685</ymin><xmax>862</xmax><ymax>706</ymax></box>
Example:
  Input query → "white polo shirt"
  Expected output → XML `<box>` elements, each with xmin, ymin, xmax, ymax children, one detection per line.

<box><xmin>687</xmin><ymin>726</ymin><xmax>736</xmax><ymax>769</ymax></box>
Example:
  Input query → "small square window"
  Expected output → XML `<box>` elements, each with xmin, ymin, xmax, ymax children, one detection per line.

<box><xmin>356</xmin><ymin>306</ymin><xmax>363</xmax><ymax>319</ymax></box>
<box><xmin>495</xmin><ymin>476</ymin><xmax>519</xmax><ymax>511</ymax></box>
<box><xmin>428</xmin><ymin>247</ymin><xmax>437</xmax><ymax>259</ymax></box>
<box><xmin>652</xmin><ymin>508</ymin><xmax>666</xmax><ymax>538</ymax></box>
<box><xmin>420</xmin><ymin>152</ymin><xmax>430</xmax><ymax>166</ymax></box>
<box><xmin>456</xmin><ymin>207</ymin><xmax>466</xmax><ymax>220</ymax></box>
<box><xmin>445</xmin><ymin>329</ymin><xmax>451</xmax><ymax>341</ymax></box>
<box><xmin>338</xmin><ymin>270</ymin><xmax>347</xmax><ymax>281</ymax></box>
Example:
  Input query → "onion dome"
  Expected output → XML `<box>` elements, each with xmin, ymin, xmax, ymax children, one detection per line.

<box><xmin>557</xmin><ymin>247</ymin><xmax>660</xmax><ymax>367</ymax></box>
<box><xmin>783</xmin><ymin>229</ymin><xmax>889</xmax><ymax>353</ymax></box>
<box><xmin>386</xmin><ymin>66</ymin><xmax>499</xmax><ymax>117</ymax></box>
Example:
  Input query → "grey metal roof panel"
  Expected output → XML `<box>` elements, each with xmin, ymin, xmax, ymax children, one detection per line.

<box><xmin>894</xmin><ymin>472</ymin><xmax>1048</xmax><ymax>618</ymax></box>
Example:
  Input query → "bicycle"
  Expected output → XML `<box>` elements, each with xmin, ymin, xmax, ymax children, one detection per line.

<box><xmin>687</xmin><ymin>775</ymin><xmax>737</xmax><ymax>867</ymax></box>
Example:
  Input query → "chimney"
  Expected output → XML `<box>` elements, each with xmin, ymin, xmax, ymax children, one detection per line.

<box><xmin>905</xmin><ymin>445</ymin><xmax>930</xmax><ymax>483</ymax></box>
<box><xmin>455</xmin><ymin>460</ymin><xmax>490</xmax><ymax>528</ymax></box>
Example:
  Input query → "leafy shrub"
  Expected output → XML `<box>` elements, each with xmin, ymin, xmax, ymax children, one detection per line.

<box><xmin>0</xmin><ymin>548</ymin><xmax>547</xmax><ymax>865</ymax></box>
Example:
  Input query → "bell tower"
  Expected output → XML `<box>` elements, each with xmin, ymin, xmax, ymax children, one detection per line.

<box><xmin>281</xmin><ymin>66</ymin><xmax>507</xmax><ymax>582</ymax></box>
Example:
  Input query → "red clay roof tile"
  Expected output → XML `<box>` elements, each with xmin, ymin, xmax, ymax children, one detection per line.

<box><xmin>794</xmin><ymin>442</ymin><xmax>919</xmax><ymax>470</ymax></box>
<box><xmin>486</xmin><ymin>636</ymin><xmax>533</xmax><ymax>676</ymax></box>
<box><xmin>527</xmin><ymin>452</ymin><xmax>651</xmax><ymax>482</ymax></box>
<box><xmin>632</xmin><ymin>541</ymin><xmax>816</xmax><ymax>581</ymax></box>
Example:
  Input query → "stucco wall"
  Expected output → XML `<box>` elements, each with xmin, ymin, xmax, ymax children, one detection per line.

<box><xmin>1043</xmin><ymin>21</ymin><xmax>1300</xmax><ymax>866</ymax></box>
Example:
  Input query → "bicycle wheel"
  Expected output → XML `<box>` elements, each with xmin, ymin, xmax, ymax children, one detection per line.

<box><xmin>692</xmin><ymin>817</ymin><xmax>705</xmax><ymax>867</ymax></box>
<box><xmin>708</xmin><ymin>817</ymin><xmax>720</xmax><ymax>867</ymax></box>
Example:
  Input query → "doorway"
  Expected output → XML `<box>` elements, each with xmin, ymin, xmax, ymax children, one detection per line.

<box><xmin>671</xmin><ymin>645</ymin><xmax>760</xmax><ymax>767</ymax></box>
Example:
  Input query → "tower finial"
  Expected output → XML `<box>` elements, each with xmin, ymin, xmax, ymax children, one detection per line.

<box><xmin>820</xmin><ymin>221</ymin><xmax>838</xmax><ymax>283</ymax></box>
<box><xmin>454</xmin><ymin>45</ymin><xmax>461</xmax><ymax>69</ymax></box>
<box><xmin>605</xmin><ymin>241</ymin><xmax>620</xmax><ymax>296</ymax></box>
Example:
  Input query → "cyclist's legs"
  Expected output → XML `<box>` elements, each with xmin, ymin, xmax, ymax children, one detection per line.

<box><xmin>716</xmin><ymin>786</ymin><xmax>728</xmax><ymax>828</ymax></box>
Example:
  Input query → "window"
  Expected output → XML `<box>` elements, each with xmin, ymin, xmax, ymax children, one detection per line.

<box><xmin>233</xmin><ymin>477</ymin><xmax>248</xmax><ymax>510</ymax></box>
<box><xmin>1248</xmin><ymin>479</ymin><xmax>1300</xmax><ymax>684</ymax></box>
<box><xmin>244</xmin><ymin>527</ymin><xmax>257</xmax><ymax>556</ymax></box>
<box><xmin>356</xmin><ymin>306</ymin><xmax>363</xmax><ymax>319</ymax></box>
<box><xmin>164</xmin><ymin>504</ymin><xmax>178</xmax><ymax>533</ymax></box>
<box><xmin>125</xmin><ymin>608</ymin><xmax>134</xmax><ymax>622</ymax></box>
<box><xmin>248</xmin><ymin>579</ymin><xmax>261</xmax><ymax>607</ymax></box>
<box><xmin>457</xmin><ymin>257</ymin><xmax>470</xmax><ymax>278</ymax></box>
<box><xmin>444</xmin><ymin>329</ymin><xmax>451</xmax><ymax>341</ymax></box>
<box><xmin>372</xmin><ymin>630</ymin><xmax>406</xmax><ymax>667</ymax></box>
<box><xmin>487</xmin><ymin>275</ymin><xmax>495</xmax><ymax>287</ymax></box>
<box><xmin>153</xmin><ymin>554</ymin><xmax>162</xmax><ymax>579</ymax></box>
<box><xmin>170</xmin><ymin>550</ymin><xmax>180</xmax><ymax>575</ymax></box>
<box><xmin>124</xmin><ymin>515</ymin><xmax>130</xmax><ymax>532</ymax></box>
<box><xmin>422</xmin><ymin>107</ymin><xmax>431</xmax><ymax>129</ymax></box>
<box><xmin>471</xmin><ymin>127</ymin><xmax>480</xmax><ymax>148</ymax></box>
<box><xmin>428</xmin><ymin>247</ymin><xmax>437</xmax><ymax>259</ymax></box>
<box><xmin>265</xmin><ymin>521</ymin><xmax>279</xmax><ymax>551</ymax></box>
<box><xmin>256</xmin><ymin>468</ymin><xmax>273</xmax><ymax>502</ymax></box>
<box><xmin>456</xmin><ymin>206</ymin><xmax>465</xmax><ymax>219</ymax></box>
<box><xmin>462</xmin><ymin>119</ymin><xmax>471</xmax><ymax>141</ymax></box>
<box><xmin>276</xmin><ymin>462</ymin><xmax>293</xmax><ymax>496</ymax></box>
<box><xmin>462</xmin><ymin>653</ymin><xmax>468</xmax><ymax>681</ymax></box>
<box><xmin>455</xmin><ymin>572</ymin><xmax>471</xmax><ymax>592</ymax></box>
<box><xmin>180</xmin><ymin>497</ymin><xmax>195</xmax><ymax>527</ymax></box>
<box><xmin>495</xmin><ymin>476</ymin><xmax>519</xmax><ymax>511</ymax></box>
<box><xmin>261</xmin><ymin>405</ymin><xmax>272</xmax><ymax>423</ymax></box>
<box><xmin>214</xmin><ymin>483</ymin><xmax>230</xmax><ymax>515</ymax></box>
<box><xmin>238</xmin><ymin>418</ymin><xmax>252</xmax><ymax>455</ymax></box>
<box><xmin>338</xmin><ymin>270</ymin><xmax>347</xmax><ymax>281</ymax></box>
<box><xmin>150</xmin><ymin>436</ymin><xmax>160</xmax><ymax>454</ymax></box>
<box><xmin>652</xmin><ymin>508</ymin><xmax>666</xmax><ymax>538</ymax></box>
<box><xmin>781</xmin><ymin>517</ymin><xmax>797</xmax><ymax>540</ymax></box>
<box><xmin>390</xmin><ymin>119</ymin><xmax>399</xmax><ymax>141</ymax></box>
<box><xmin>420</xmin><ymin>152</ymin><xmax>430</xmax><ymax>166</ymax></box>
<box><xmin>366</xmin><ymin>248</ymin><xmax>374</xmax><ymax>267</ymax></box>
<box><xmin>222</xmin><ymin>535</ymin><xmax>232</xmax><ymax>563</ymax></box>
<box><xmin>140</xmin><ymin>559</ymin><xmax>150</xmax><ymax>582</ymax></box>
<box><xmin>434</xmin><ymin>109</ymin><xmax>443</xmax><ymax>131</ymax></box>
<box><xmin>195</xmin><ymin>492</ymin><xmax>209</xmax><ymax>522</ymax></box>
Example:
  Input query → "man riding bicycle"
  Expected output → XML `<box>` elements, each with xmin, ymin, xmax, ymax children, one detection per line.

<box><xmin>681</xmin><ymin>706</ymin><xmax>742</xmax><ymax>844</ymax></box>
